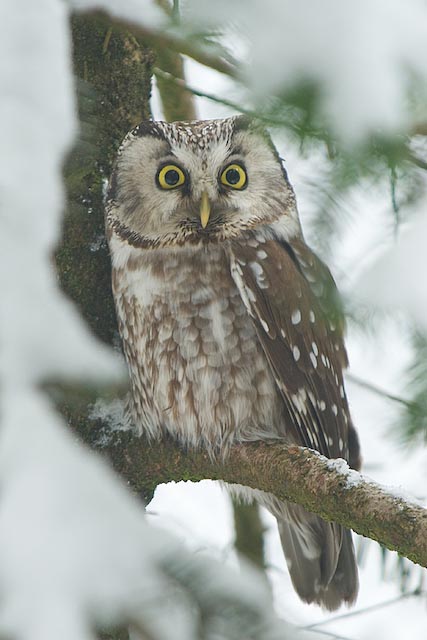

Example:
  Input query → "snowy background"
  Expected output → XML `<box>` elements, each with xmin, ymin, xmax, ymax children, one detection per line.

<box><xmin>1</xmin><ymin>0</ymin><xmax>426</xmax><ymax>638</ymax></box>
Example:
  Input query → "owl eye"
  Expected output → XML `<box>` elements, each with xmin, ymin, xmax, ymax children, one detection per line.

<box><xmin>220</xmin><ymin>163</ymin><xmax>247</xmax><ymax>190</ymax></box>
<box><xmin>157</xmin><ymin>164</ymin><xmax>186</xmax><ymax>190</ymax></box>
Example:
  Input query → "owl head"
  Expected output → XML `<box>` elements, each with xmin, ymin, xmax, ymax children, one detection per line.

<box><xmin>106</xmin><ymin>116</ymin><xmax>301</xmax><ymax>249</ymax></box>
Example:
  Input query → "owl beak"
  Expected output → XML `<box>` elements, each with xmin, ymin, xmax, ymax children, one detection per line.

<box><xmin>199</xmin><ymin>191</ymin><xmax>211</xmax><ymax>229</ymax></box>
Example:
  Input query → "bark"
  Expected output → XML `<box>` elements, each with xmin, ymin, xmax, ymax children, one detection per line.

<box><xmin>74</xmin><ymin>426</ymin><xmax>427</xmax><ymax>569</ymax></box>
<box><xmin>58</xmin><ymin>12</ymin><xmax>154</xmax><ymax>345</ymax></box>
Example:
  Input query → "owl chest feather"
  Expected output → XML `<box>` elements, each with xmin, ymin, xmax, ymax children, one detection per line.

<box><xmin>113</xmin><ymin>244</ymin><xmax>283</xmax><ymax>451</ymax></box>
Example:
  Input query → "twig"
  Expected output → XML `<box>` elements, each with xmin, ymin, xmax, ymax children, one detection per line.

<box><xmin>152</xmin><ymin>67</ymin><xmax>310</xmax><ymax>134</ymax></box>
<box><xmin>406</xmin><ymin>151</ymin><xmax>427</xmax><ymax>171</ymax></box>
<box><xmin>389</xmin><ymin>165</ymin><xmax>400</xmax><ymax>237</ymax></box>
<box><xmin>153</xmin><ymin>67</ymin><xmax>260</xmax><ymax>116</ymax></box>
<box><xmin>345</xmin><ymin>372</ymin><xmax>419</xmax><ymax>411</ymax></box>
<box><xmin>87</xmin><ymin>10</ymin><xmax>237</xmax><ymax>77</ymax></box>
<box><xmin>102</xmin><ymin>26</ymin><xmax>113</xmax><ymax>53</ymax></box>
<box><xmin>304</xmin><ymin>628</ymin><xmax>358</xmax><ymax>640</ymax></box>
<box><xmin>305</xmin><ymin>589</ymin><xmax>425</xmax><ymax>629</ymax></box>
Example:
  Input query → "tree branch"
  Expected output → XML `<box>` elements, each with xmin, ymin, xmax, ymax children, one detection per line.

<box><xmin>84</xmin><ymin>9</ymin><xmax>237</xmax><ymax>78</ymax></box>
<box><xmin>152</xmin><ymin>1</ymin><xmax>197</xmax><ymax>122</ymax></box>
<box><xmin>76</xmin><ymin>424</ymin><xmax>427</xmax><ymax>569</ymax></box>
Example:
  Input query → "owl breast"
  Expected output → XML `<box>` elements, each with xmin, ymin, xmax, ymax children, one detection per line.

<box><xmin>113</xmin><ymin>242</ymin><xmax>284</xmax><ymax>452</ymax></box>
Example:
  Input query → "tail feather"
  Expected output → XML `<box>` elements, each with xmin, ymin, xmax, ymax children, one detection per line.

<box><xmin>276</xmin><ymin>503</ymin><xmax>358</xmax><ymax>611</ymax></box>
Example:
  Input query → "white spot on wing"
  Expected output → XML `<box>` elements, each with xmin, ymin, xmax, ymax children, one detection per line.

<box><xmin>293</xmin><ymin>345</ymin><xmax>300</xmax><ymax>361</ymax></box>
<box><xmin>230</xmin><ymin>257</ymin><xmax>256</xmax><ymax>317</ymax></box>
<box><xmin>246</xmin><ymin>288</ymin><xmax>256</xmax><ymax>303</ymax></box>
<box><xmin>292</xmin><ymin>389</ymin><xmax>307</xmax><ymax>414</ymax></box>
<box><xmin>260</xmin><ymin>318</ymin><xmax>270</xmax><ymax>333</ymax></box>
<box><xmin>309</xmin><ymin>310</ymin><xmax>316</xmax><ymax>323</ymax></box>
<box><xmin>310</xmin><ymin>352</ymin><xmax>318</xmax><ymax>368</ymax></box>
<box><xmin>249</xmin><ymin>261</ymin><xmax>268</xmax><ymax>289</ymax></box>
<box><xmin>291</xmin><ymin>309</ymin><xmax>301</xmax><ymax>325</ymax></box>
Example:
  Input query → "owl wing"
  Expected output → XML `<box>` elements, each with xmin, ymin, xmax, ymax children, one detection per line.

<box><xmin>229</xmin><ymin>234</ymin><xmax>355</xmax><ymax>463</ymax></box>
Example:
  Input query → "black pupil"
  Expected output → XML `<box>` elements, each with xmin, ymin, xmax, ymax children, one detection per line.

<box><xmin>226</xmin><ymin>168</ymin><xmax>241</xmax><ymax>185</ymax></box>
<box><xmin>165</xmin><ymin>169</ymin><xmax>180</xmax><ymax>185</ymax></box>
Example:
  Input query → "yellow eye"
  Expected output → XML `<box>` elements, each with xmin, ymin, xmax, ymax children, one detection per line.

<box><xmin>220</xmin><ymin>163</ymin><xmax>247</xmax><ymax>190</ymax></box>
<box><xmin>157</xmin><ymin>164</ymin><xmax>186</xmax><ymax>190</ymax></box>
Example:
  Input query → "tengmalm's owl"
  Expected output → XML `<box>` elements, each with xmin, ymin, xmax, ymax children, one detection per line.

<box><xmin>105</xmin><ymin>116</ymin><xmax>362</xmax><ymax>610</ymax></box>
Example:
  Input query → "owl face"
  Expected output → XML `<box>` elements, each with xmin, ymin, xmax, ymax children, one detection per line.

<box><xmin>107</xmin><ymin>116</ymin><xmax>300</xmax><ymax>248</ymax></box>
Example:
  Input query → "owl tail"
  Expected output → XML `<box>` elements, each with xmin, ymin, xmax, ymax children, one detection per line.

<box><xmin>276</xmin><ymin>503</ymin><xmax>359</xmax><ymax>611</ymax></box>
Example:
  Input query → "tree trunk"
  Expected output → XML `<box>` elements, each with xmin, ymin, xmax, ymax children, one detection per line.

<box><xmin>57</xmin><ymin>13</ymin><xmax>153</xmax><ymax>345</ymax></box>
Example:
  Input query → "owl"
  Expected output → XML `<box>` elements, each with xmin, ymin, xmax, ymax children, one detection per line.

<box><xmin>105</xmin><ymin>116</ymin><xmax>362</xmax><ymax>610</ymax></box>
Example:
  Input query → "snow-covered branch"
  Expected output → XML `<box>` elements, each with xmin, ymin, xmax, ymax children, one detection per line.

<box><xmin>81</xmin><ymin>426</ymin><xmax>427</xmax><ymax>569</ymax></box>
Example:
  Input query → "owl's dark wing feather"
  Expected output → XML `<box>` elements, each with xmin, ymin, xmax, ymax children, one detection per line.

<box><xmin>229</xmin><ymin>234</ymin><xmax>358</xmax><ymax>465</ymax></box>
<box><xmin>229</xmin><ymin>233</ymin><xmax>360</xmax><ymax>609</ymax></box>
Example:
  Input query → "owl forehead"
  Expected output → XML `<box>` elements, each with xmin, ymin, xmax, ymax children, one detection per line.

<box><xmin>154</xmin><ymin>118</ymin><xmax>238</xmax><ymax>174</ymax></box>
<box><xmin>158</xmin><ymin>118</ymin><xmax>237</xmax><ymax>149</ymax></box>
<box><xmin>131</xmin><ymin>117</ymin><xmax>279</xmax><ymax>177</ymax></box>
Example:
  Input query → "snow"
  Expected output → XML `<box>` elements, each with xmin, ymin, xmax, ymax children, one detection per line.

<box><xmin>184</xmin><ymin>0</ymin><xmax>427</xmax><ymax>143</ymax></box>
<box><xmin>326</xmin><ymin>455</ymin><xmax>425</xmax><ymax>504</ymax></box>
<box><xmin>1</xmin><ymin>0</ymin><xmax>426</xmax><ymax>639</ymax></box>
<box><xmin>326</xmin><ymin>457</ymin><xmax>363</xmax><ymax>489</ymax></box>
<box><xmin>0</xmin><ymin>390</ymin><xmax>169</xmax><ymax>640</ymax></box>
<box><xmin>0</xmin><ymin>390</ymin><xmax>298</xmax><ymax>640</ymax></box>
<box><xmin>356</xmin><ymin>212</ymin><xmax>427</xmax><ymax>330</ymax></box>
<box><xmin>0</xmin><ymin>0</ymin><xmax>122</xmax><ymax>386</ymax></box>
<box><xmin>65</xmin><ymin>0</ymin><xmax>165</xmax><ymax>30</ymax></box>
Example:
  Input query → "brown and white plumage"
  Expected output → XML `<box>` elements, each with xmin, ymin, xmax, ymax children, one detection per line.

<box><xmin>105</xmin><ymin>116</ymin><xmax>361</xmax><ymax>610</ymax></box>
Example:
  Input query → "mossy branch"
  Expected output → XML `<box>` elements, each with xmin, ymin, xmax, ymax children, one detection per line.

<box><xmin>71</xmin><ymin>423</ymin><xmax>427</xmax><ymax>570</ymax></box>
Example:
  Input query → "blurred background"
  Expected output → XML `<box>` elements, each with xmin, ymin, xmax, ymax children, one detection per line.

<box><xmin>2</xmin><ymin>1</ymin><xmax>427</xmax><ymax>639</ymax></box>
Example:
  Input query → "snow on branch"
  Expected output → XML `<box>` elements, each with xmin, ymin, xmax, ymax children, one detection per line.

<box><xmin>86</xmin><ymin>427</ymin><xmax>427</xmax><ymax>569</ymax></box>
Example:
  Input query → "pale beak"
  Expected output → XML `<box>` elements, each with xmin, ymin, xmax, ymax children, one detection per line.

<box><xmin>200</xmin><ymin>190</ymin><xmax>211</xmax><ymax>229</ymax></box>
